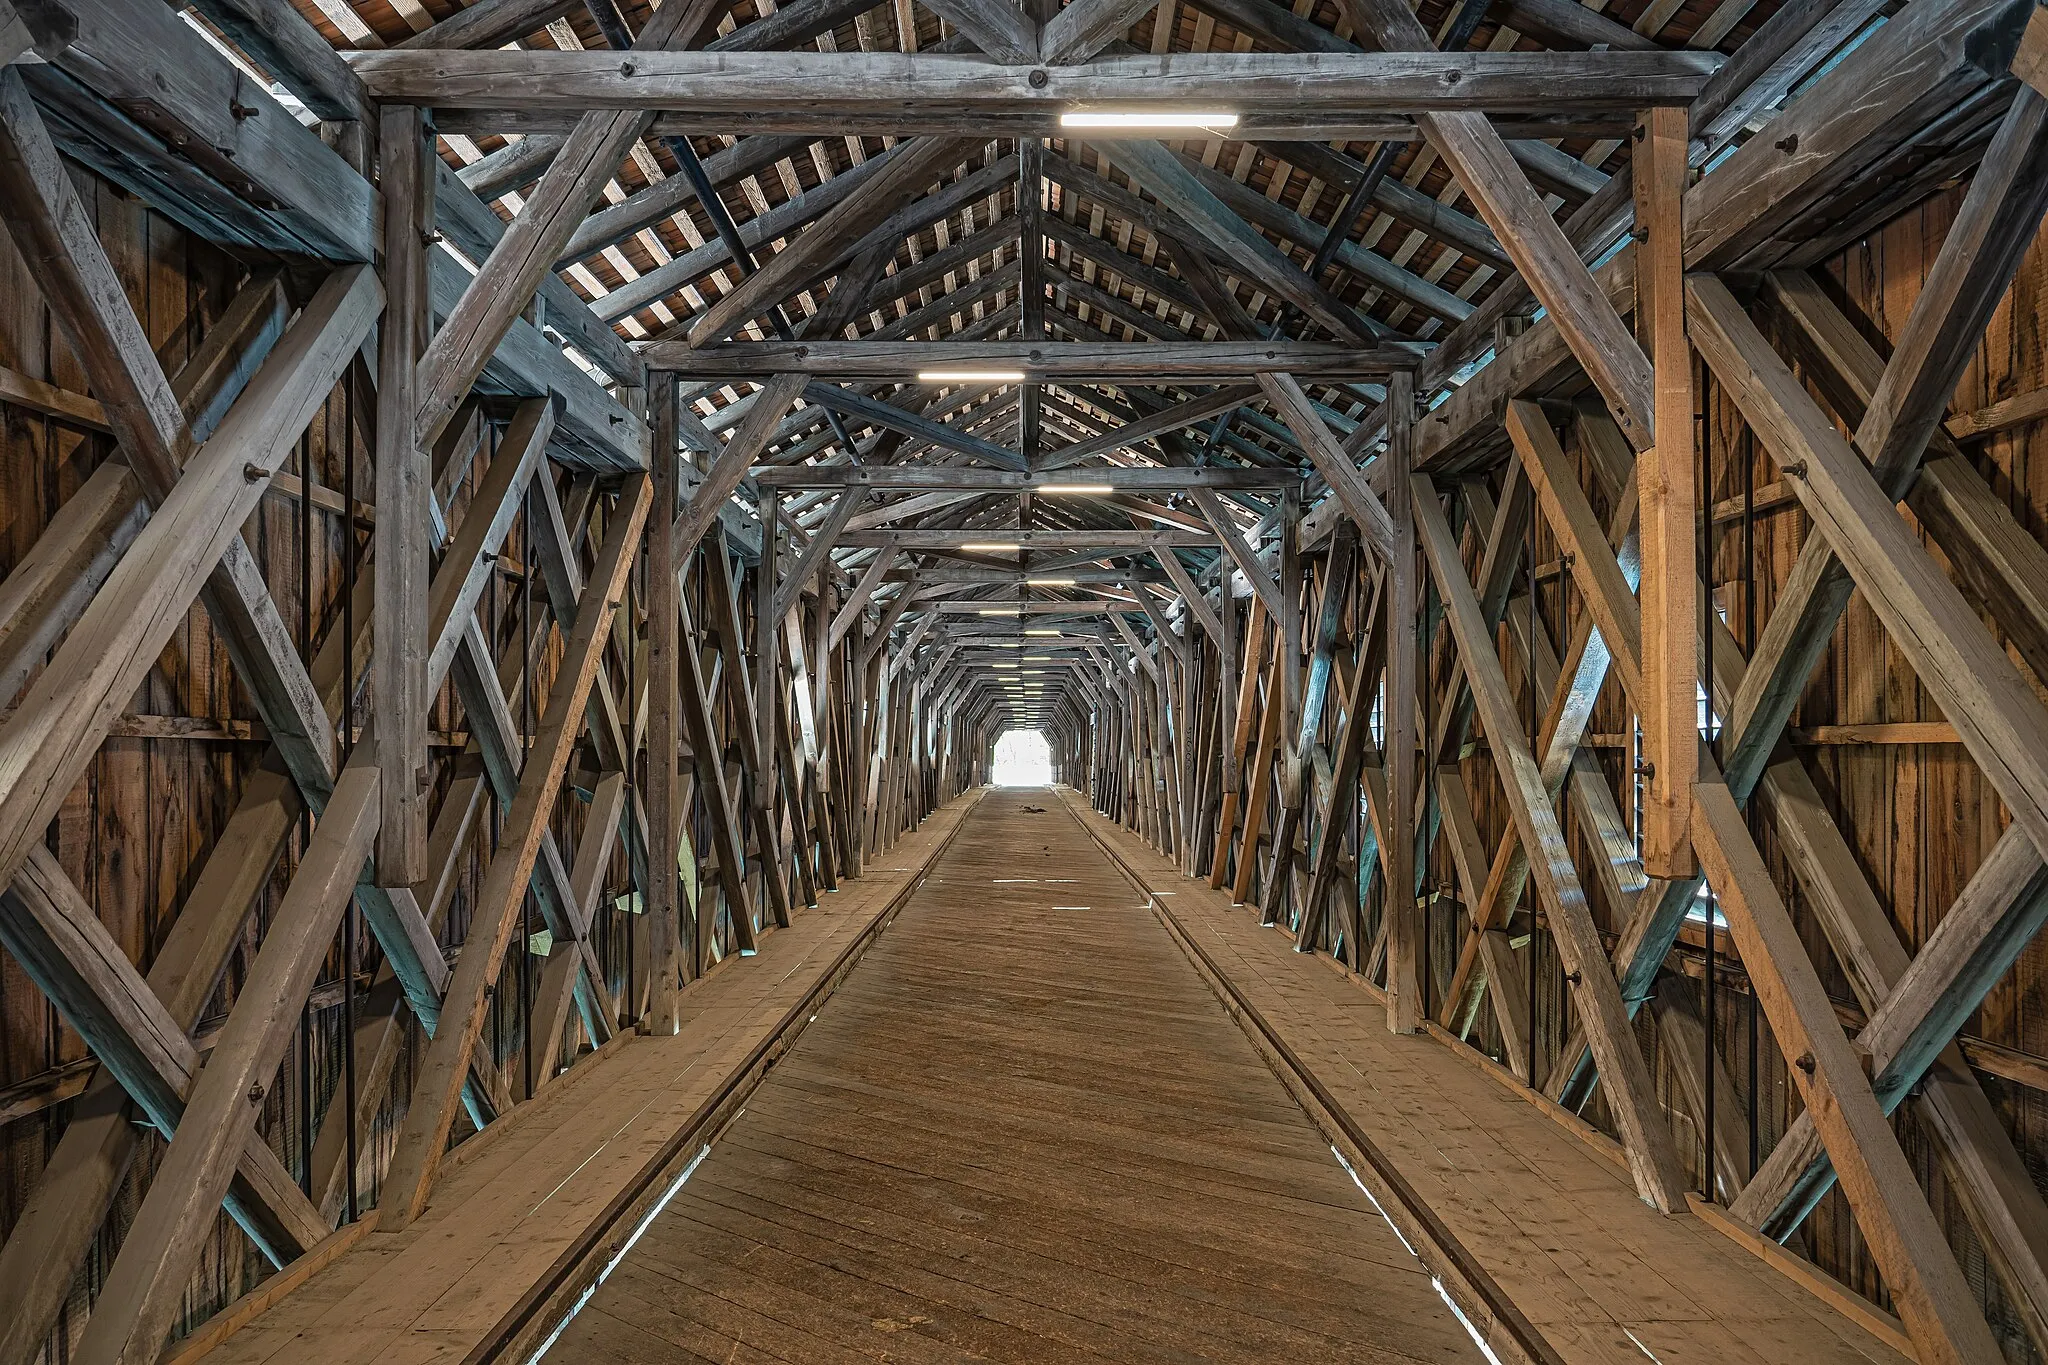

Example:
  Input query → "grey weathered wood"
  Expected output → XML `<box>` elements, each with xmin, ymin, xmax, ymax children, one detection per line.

<box><xmin>753</xmin><ymin>466</ymin><xmax>1293</xmax><ymax>489</ymax></box>
<box><xmin>829</xmin><ymin>546</ymin><xmax>900</xmax><ymax>653</ymax></box>
<box><xmin>1040</xmin><ymin>0</ymin><xmax>1159</xmax><ymax>62</ymax></box>
<box><xmin>374</xmin><ymin>103</ymin><xmax>434</xmax><ymax>887</ymax></box>
<box><xmin>919</xmin><ymin>0</ymin><xmax>1039</xmax><ymax>61</ymax></box>
<box><xmin>1724</xmin><ymin>89</ymin><xmax>2048</xmax><ymax>794</ymax></box>
<box><xmin>0</xmin><ymin>67</ymin><xmax>341</xmax><ymax>802</ymax></box>
<box><xmin>1689</xmin><ymin>781</ymin><xmax>2005</xmax><ymax>1365</ymax></box>
<box><xmin>645</xmin><ymin>379</ymin><xmax>686</xmax><ymax>1032</ymax></box>
<box><xmin>70</xmin><ymin>766</ymin><xmax>380</xmax><ymax>1365</ymax></box>
<box><xmin>1101</xmin><ymin>139</ymin><xmax>1375</xmax><ymax>345</ymax></box>
<box><xmin>0</xmin><ymin>266</ymin><xmax>375</xmax><ymax>911</ymax></box>
<box><xmin>773</xmin><ymin>495</ymin><xmax>856</xmax><ymax>626</ymax></box>
<box><xmin>0</xmin><ymin>760</ymin><xmax>303</xmax><ymax>1365</ymax></box>
<box><xmin>398</xmin><ymin>0</ymin><xmax>581</xmax><ymax>49</ymax></box>
<box><xmin>346</xmin><ymin>47</ymin><xmax>1720</xmax><ymax>112</ymax></box>
<box><xmin>685</xmin><ymin>137</ymin><xmax>972</xmax><ymax>348</ymax></box>
<box><xmin>1381</xmin><ymin>370</ymin><xmax>1419</xmax><ymax>1031</ymax></box>
<box><xmin>1689</xmin><ymin>273</ymin><xmax>2048</xmax><ymax>865</ymax></box>
<box><xmin>677</xmin><ymin>589</ymin><xmax>758</xmax><ymax>971</ymax></box>
<box><xmin>1734</xmin><ymin>820</ymin><xmax>2048</xmax><ymax>1228</ymax></box>
<box><xmin>407</xmin><ymin>0</ymin><xmax>722</xmax><ymax>451</ymax></box>
<box><xmin>378</xmin><ymin>478</ymin><xmax>649</xmax><ymax>1228</ymax></box>
<box><xmin>0</xmin><ymin>847</ymin><xmax>329</xmax><ymax>1265</ymax></box>
<box><xmin>1414</xmin><ymin>473</ymin><xmax>1689</xmax><ymax>1212</ymax></box>
<box><xmin>424</xmin><ymin>401</ymin><xmax>553</xmax><ymax>694</ymax></box>
<box><xmin>1260</xmin><ymin>373</ymin><xmax>1398</xmax><ymax>558</ymax></box>
<box><xmin>652</xmin><ymin>340</ymin><xmax>1424</xmax><ymax>377</ymax></box>
<box><xmin>674</xmin><ymin>374</ymin><xmax>808</xmax><ymax>563</ymax></box>
<box><xmin>799</xmin><ymin>383</ymin><xmax>1027</xmax><ymax>470</ymax></box>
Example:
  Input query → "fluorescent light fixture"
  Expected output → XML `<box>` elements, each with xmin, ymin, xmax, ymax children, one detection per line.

<box><xmin>1026</xmin><ymin>576</ymin><xmax>1076</xmax><ymax>585</ymax></box>
<box><xmin>960</xmin><ymin>542</ymin><xmax>1020</xmax><ymax>552</ymax></box>
<box><xmin>1025</xmin><ymin>655</ymin><xmax>1054</xmax><ymax>661</ymax></box>
<box><xmin>1038</xmin><ymin>484</ymin><xmax>1114</xmax><ymax>494</ymax></box>
<box><xmin>918</xmin><ymin>369</ymin><xmax>1026</xmax><ymax>382</ymax></box>
<box><xmin>1026</xmin><ymin>629</ymin><xmax>1062</xmax><ymax>636</ymax></box>
<box><xmin>991</xmin><ymin>663</ymin><xmax>1018</xmax><ymax>670</ymax></box>
<box><xmin>1060</xmin><ymin>110</ymin><xmax>1239</xmax><ymax>130</ymax></box>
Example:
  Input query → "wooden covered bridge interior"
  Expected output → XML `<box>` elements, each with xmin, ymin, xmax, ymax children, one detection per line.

<box><xmin>3</xmin><ymin>0</ymin><xmax>2048</xmax><ymax>1359</ymax></box>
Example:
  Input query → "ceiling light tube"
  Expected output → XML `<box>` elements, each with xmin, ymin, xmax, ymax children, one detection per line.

<box><xmin>1060</xmin><ymin>111</ymin><xmax>1239</xmax><ymax>130</ymax></box>
<box><xmin>978</xmin><ymin>608</ymin><xmax>1021</xmax><ymax>616</ymax></box>
<box><xmin>960</xmin><ymin>542</ymin><xmax>1020</xmax><ymax>552</ymax></box>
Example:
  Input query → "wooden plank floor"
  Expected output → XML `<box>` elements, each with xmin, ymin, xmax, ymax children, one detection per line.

<box><xmin>182</xmin><ymin>795</ymin><xmax>978</xmax><ymax>1365</ymax></box>
<box><xmin>1060</xmin><ymin>790</ymin><xmax>1919</xmax><ymax>1365</ymax></box>
<box><xmin>548</xmin><ymin>788</ymin><xmax>1482</xmax><ymax>1365</ymax></box>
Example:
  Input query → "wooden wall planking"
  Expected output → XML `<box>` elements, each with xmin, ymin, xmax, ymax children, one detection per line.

<box><xmin>0</xmin><ymin>167</ymin><xmax>648</xmax><ymax>1357</ymax></box>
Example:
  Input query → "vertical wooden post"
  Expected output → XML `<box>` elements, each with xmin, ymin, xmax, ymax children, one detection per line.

<box><xmin>1385</xmin><ymin>369</ymin><xmax>1422</xmax><ymax>1033</ymax></box>
<box><xmin>753</xmin><ymin>488</ymin><xmax>792</xmax><ymax>925</ymax></box>
<box><xmin>644</xmin><ymin>376</ymin><xmax>684</xmax><ymax>1031</ymax></box>
<box><xmin>373</xmin><ymin>104</ymin><xmax>432</xmax><ymax>885</ymax></box>
<box><xmin>1634</xmin><ymin>105</ymin><xmax>1696</xmax><ymax>878</ymax></box>
<box><xmin>1279</xmin><ymin>483</ymin><xmax>1303</xmax><ymax>730</ymax></box>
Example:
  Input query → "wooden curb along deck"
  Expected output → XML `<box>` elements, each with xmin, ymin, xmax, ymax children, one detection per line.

<box><xmin>176</xmin><ymin>792</ymin><xmax>982</xmax><ymax>1365</ymax></box>
<box><xmin>1056</xmin><ymin>789</ymin><xmax>1918</xmax><ymax>1365</ymax></box>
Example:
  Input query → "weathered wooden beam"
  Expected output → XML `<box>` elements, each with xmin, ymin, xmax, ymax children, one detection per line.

<box><xmin>1414</xmin><ymin>472</ymin><xmax>1689</xmax><ymax>1212</ymax></box>
<box><xmin>677</xmin><ymin>589</ymin><xmax>756</xmax><ymax>973</ymax></box>
<box><xmin>1381</xmin><ymin>370</ymin><xmax>1420</xmax><ymax>1030</ymax></box>
<box><xmin>1688</xmin><ymin>273</ymin><xmax>2048</xmax><ymax>865</ymax></box>
<box><xmin>1733</xmin><ymin>821</ymin><xmax>2048</xmax><ymax>1228</ymax></box>
<box><xmin>919</xmin><ymin>0</ymin><xmax>1040</xmax><ymax>62</ymax></box>
<box><xmin>686</xmin><ymin>137</ymin><xmax>973</xmax><ymax>348</ymax></box>
<box><xmin>408</xmin><ymin>0</ymin><xmax>721</xmax><ymax>452</ymax></box>
<box><xmin>842</xmin><ymin>528</ymin><xmax>1212</xmax><ymax>547</ymax></box>
<box><xmin>70</xmin><ymin>769</ymin><xmax>380</xmax><ymax>1365</ymax></box>
<box><xmin>396</xmin><ymin>0</ymin><xmax>581</xmax><ymax>49</ymax></box>
<box><xmin>0</xmin><ymin>847</ymin><xmax>329</xmax><ymax>1265</ymax></box>
<box><xmin>674</xmin><ymin>373</ymin><xmax>807</xmax><ymax>562</ymax></box>
<box><xmin>645</xmin><ymin>379</ymin><xmax>687</xmax><ymax>1031</ymax></box>
<box><xmin>754</xmin><ymin>465</ymin><xmax>1293</xmax><ymax>489</ymax></box>
<box><xmin>653</xmin><ymin>341</ymin><xmax>1425</xmax><ymax>378</ymax></box>
<box><xmin>0</xmin><ymin>266</ymin><xmax>374</xmax><ymax>918</ymax></box>
<box><xmin>798</xmin><ymin>383</ymin><xmax>1028</xmax><ymax>470</ymax></box>
<box><xmin>374</xmin><ymin>103</ymin><xmax>434</xmax><ymax>887</ymax></box>
<box><xmin>1690</xmin><ymin>781</ymin><xmax>2005</xmax><ymax>1365</ymax></box>
<box><xmin>346</xmin><ymin>48</ymin><xmax>1721</xmax><ymax>113</ymax></box>
<box><xmin>1723</xmin><ymin>88</ymin><xmax>2048</xmax><ymax>794</ymax></box>
<box><xmin>1633</xmin><ymin>104</ymin><xmax>1695</xmax><ymax>879</ymax></box>
<box><xmin>377</xmin><ymin>477</ymin><xmax>649</xmax><ymax>1228</ymax></box>
<box><xmin>772</xmin><ymin>494</ymin><xmax>856</xmax><ymax>626</ymax></box>
<box><xmin>0</xmin><ymin>69</ymin><xmax>341</xmax><ymax>802</ymax></box>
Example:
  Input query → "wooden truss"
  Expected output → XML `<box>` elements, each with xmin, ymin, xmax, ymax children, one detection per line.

<box><xmin>4</xmin><ymin>0</ymin><xmax>2048</xmax><ymax>1361</ymax></box>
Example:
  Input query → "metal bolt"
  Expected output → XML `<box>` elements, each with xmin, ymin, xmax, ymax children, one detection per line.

<box><xmin>230</xmin><ymin>100</ymin><xmax>259</xmax><ymax>121</ymax></box>
<box><xmin>1634</xmin><ymin>758</ymin><xmax>1655</xmax><ymax>777</ymax></box>
<box><xmin>1775</xmin><ymin>133</ymin><xmax>1799</xmax><ymax>155</ymax></box>
<box><xmin>1028</xmin><ymin>68</ymin><xmax>1049</xmax><ymax>88</ymax></box>
<box><xmin>247</xmin><ymin>1082</ymin><xmax>265</xmax><ymax>1104</ymax></box>
<box><xmin>1796</xmin><ymin>1052</ymin><xmax>1816</xmax><ymax>1075</ymax></box>
<box><xmin>244</xmin><ymin>463</ymin><xmax>272</xmax><ymax>482</ymax></box>
<box><xmin>1782</xmin><ymin>460</ymin><xmax>1808</xmax><ymax>479</ymax></box>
